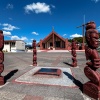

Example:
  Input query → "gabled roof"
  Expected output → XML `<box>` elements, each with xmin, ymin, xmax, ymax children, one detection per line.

<box><xmin>42</xmin><ymin>31</ymin><xmax>65</xmax><ymax>43</ymax></box>
<box><xmin>36</xmin><ymin>30</ymin><xmax>66</xmax><ymax>47</ymax></box>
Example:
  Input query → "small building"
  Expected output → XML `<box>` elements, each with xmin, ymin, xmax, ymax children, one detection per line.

<box><xmin>3</xmin><ymin>40</ymin><xmax>25</xmax><ymax>52</ymax></box>
<box><xmin>37</xmin><ymin>30</ymin><xmax>71</xmax><ymax>50</ymax></box>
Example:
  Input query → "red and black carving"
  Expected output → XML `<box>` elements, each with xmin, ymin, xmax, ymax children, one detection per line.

<box><xmin>0</xmin><ymin>30</ymin><xmax>4</xmax><ymax>85</ymax></box>
<box><xmin>71</xmin><ymin>39</ymin><xmax>77</xmax><ymax>67</ymax></box>
<box><xmin>33</xmin><ymin>40</ymin><xmax>37</xmax><ymax>66</ymax></box>
<box><xmin>83</xmin><ymin>21</ymin><xmax>100</xmax><ymax>99</ymax></box>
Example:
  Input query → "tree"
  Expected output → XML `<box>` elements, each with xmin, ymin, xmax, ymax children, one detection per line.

<box><xmin>68</xmin><ymin>39</ymin><xmax>72</xmax><ymax>42</ymax></box>
<box><xmin>73</xmin><ymin>37</ymin><xmax>83</xmax><ymax>43</ymax></box>
<box><xmin>68</xmin><ymin>37</ymin><xmax>86</xmax><ymax>43</ymax></box>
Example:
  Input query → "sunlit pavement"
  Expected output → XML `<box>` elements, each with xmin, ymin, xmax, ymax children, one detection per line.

<box><xmin>0</xmin><ymin>52</ymin><xmax>98</xmax><ymax>100</ymax></box>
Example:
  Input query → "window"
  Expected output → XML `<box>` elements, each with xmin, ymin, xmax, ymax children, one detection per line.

<box><xmin>5</xmin><ymin>42</ymin><xmax>9</xmax><ymax>45</ymax></box>
<box><xmin>11</xmin><ymin>42</ymin><xmax>15</xmax><ymax>47</ymax></box>
<box><xmin>50</xmin><ymin>42</ymin><xmax>53</xmax><ymax>46</ymax></box>
<box><xmin>55</xmin><ymin>41</ymin><xmax>60</xmax><ymax>47</ymax></box>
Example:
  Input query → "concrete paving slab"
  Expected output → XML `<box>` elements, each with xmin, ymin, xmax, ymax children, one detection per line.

<box><xmin>15</xmin><ymin>67</ymin><xmax>76</xmax><ymax>87</ymax></box>
<box><xmin>23</xmin><ymin>95</ymin><xmax>44</xmax><ymax>100</ymax></box>
<box><xmin>2</xmin><ymin>52</ymin><xmax>98</xmax><ymax>100</ymax></box>
<box><xmin>43</xmin><ymin>97</ymin><xmax>65</xmax><ymax>100</ymax></box>
<box><xmin>0</xmin><ymin>90</ymin><xmax>25</xmax><ymax>100</ymax></box>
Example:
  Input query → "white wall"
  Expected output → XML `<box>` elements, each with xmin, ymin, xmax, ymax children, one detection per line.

<box><xmin>11</xmin><ymin>47</ymin><xmax>16</xmax><ymax>52</ymax></box>
<box><xmin>3</xmin><ymin>44</ymin><xmax>10</xmax><ymax>52</ymax></box>
<box><xmin>3</xmin><ymin>40</ymin><xmax>25</xmax><ymax>52</ymax></box>
<box><xmin>15</xmin><ymin>41</ymin><xmax>25</xmax><ymax>50</ymax></box>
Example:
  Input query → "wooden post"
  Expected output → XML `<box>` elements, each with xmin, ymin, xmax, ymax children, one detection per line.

<box><xmin>83</xmin><ymin>21</ymin><xmax>100</xmax><ymax>99</ymax></box>
<box><xmin>65</xmin><ymin>39</ymin><xmax>68</xmax><ymax>50</ymax></box>
<box><xmin>40</xmin><ymin>40</ymin><xmax>43</xmax><ymax>50</ymax></box>
<box><xmin>53</xmin><ymin>32</ymin><xmax>54</xmax><ymax>49</ymax></box>
<box><xmin>33</xmin><ymin>40</ymin><xmax>37</xmax><ymax>66</ymax></box>
<box><xmin>0</xmin><ymin>30</ymin><xmax>4</xmax><ymax>85</ymax></box>
<box><xmin>71</xmin><ymin>39</ymin><xmax>77</xmax><ymax>67</ymax></box>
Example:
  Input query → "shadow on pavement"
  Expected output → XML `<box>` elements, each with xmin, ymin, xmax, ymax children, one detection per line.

<box><xmin>63</xmin><ymin>72</ymin><xmax>83</xmax><ymax>92</ymax></box>
<box><xmin>4</xmin><ymin>69</ymin><xmax>18</xmax><ymax>83</ymax></box>
<box><xmin>63</xmin><ymin>62</ymin><xmax>72</xmax><ymax>67</ymax></box>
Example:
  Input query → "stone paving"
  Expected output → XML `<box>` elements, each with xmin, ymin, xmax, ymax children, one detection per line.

<box><xmin>15</xmin><ymin>67</ymin><xmax>76</xmax><ymax>87</ymax></box>
<box><xmin>0</xmin><ymin>51</ymin><xmax>99</xmax><ymax>100</ymax></box>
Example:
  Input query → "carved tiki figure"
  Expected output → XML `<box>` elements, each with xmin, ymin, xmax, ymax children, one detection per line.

<box><xmin>0</xmin><ymin>30</ymin><xmax>4</xmax><ymax>85</ymax></box>
<box><xmin>71</xmin><ymin>39</ymin><xmax>77</xmax><ymax>67</ymax></box>
<box><xmin>33</xmin><ymin>40</ymin><xmax>37</xmax><ymax>66</ymax></box>
<box><xmin>83</xmin><ymin>21</ymin><xmax>100</xmax><ymax>99</ymax></box>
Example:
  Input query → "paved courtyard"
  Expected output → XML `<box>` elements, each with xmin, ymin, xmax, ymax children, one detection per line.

<box><xmin>0</xmin><ymin>51</ymin><xmax>99</xmax><ymax>100</ymax></box>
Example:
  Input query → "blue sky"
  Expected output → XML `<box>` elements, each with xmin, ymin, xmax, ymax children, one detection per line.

<box><xmin>0</xmin><ymin>0</ymin><xmax>100</xmax><ymax>44</ymax></box>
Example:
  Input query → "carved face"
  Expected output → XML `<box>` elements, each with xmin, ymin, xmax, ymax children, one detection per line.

<box><xmin>89</xmin><ymin>33</ymin><xmax>99</xmax><ymax>49</ymax></box>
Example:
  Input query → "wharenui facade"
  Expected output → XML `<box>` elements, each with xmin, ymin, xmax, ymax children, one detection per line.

<box><xmin>37</xmin><ymin>30</ymin><xmax>72</xmax><ymax>50</ymax></box>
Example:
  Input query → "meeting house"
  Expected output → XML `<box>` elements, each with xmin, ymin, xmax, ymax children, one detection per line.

<box><xmin>37</xmin><ymin>30</ymin><xmax>73</xmax><ymax>50</ymax></box>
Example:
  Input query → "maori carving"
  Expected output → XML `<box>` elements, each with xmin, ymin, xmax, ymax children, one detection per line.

<box><xmin>83</xmin><ymin>21</ymin><xmax>100</xmax><ymax>99</ymax></box>
<box><xmin>33</xmin><ymin>40</ymin><xmax>37</xmax><ymax>66</ymax></box>
<box><xmin>0</xmin><ymin>30</ymin><xmax>4</xmax><ymax>85</ymax></box>
<box><xmin>71</xmin><ymin>39</ymin><xmax>77</xmax><ymax>67</ymax></box>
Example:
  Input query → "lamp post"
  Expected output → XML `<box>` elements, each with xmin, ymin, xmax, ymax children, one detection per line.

<box><xmin>77</xmin><ymin>15</ymin><xmax>86</xmax><ymax>50</ymax></box>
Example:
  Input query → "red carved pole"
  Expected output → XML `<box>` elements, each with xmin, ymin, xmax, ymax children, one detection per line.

<box><xmin>0</xmin><ymin>30</ymin><xmax>4</xmax><ymax>85</ymax></box>
<box><xmin>71</xmin><ymin>39</ymin><xmax>77</xmax><ymax>67</ymax></box>
<box><xmin>83</xmin><ymin>21</ymin><xmax>100</xmax><ymax>99</ymax></box>
<box><xmin>33</xmin><ymin>40</ymin><xmax>37</xmax><ymax>66</ymax></box>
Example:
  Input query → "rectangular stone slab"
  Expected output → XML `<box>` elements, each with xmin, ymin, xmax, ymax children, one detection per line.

<box><xmin>34</xmin><ymin>68</ymin><xmax>61</xmax><ymax>76</ymax></box>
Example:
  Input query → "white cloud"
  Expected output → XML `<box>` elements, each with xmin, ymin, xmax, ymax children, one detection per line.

<box><xmin>3</xmin><ymin>23</ymin><xmax>9</xmax><ymax>26</ymax></box>
<box><xmin>91</xmin><ymin>0</ymin><xmax>100</xmax><ymax>3</ymax></box>
<box><xmin>3</xmin><ymin>31</ymin><xmax>11</xmax><ymax>36</ymax></box>
<box><xmin>11</xmin><ymin>35</ymin><xmax>20</xmax><ymax>40</ymax></box>
<box><xmin>32</xmin><ymin>32</ymin><xmax>39</xmax><ymax>35</ymax></box>
<box><xmin>11</xmin><ymin>35</ymin><xmax>28</xmax><ymax>41</ymax></box>
<box><xmin>97</xmin><ymin>26</ymin><xmax>100</xmax><ymax>30</ymax></box>
<box><xmin>26</xmin><ymin>42</ymin><xmax>32</xmax><ymax>45</ymax></box>
<box><xmin>6</xmin><ymin>4</ymin><xmax>13</xmax><ymax>9</ymax></box>
<box><xmin>51</xmin><ymin>5</ymin><xmax>55</xmax><ymax>8</ymax></box>
<box><xmin>70</xmin><ymin>33</ymin><xmax>82</xmax><ymax>38</ymax></box>
<box><xmin>37</xmin><ymin>40</ymin><xmax>39</xmax><ymax>43</ymax></box>
<box><xmin>63</xmin><ymin>34</ymin><xmax>67</xmax><ymax>36</ymax></box>
<box><xmin>21</xmin><ymin>37</ymin><xmax>28</xmax><ymax>41</ymax></box>
<box><xmin>31</xmin><ymin>39</ymin><xmax>33</xmax><ymax>40</ymax></box>
<box><xmin>24</xmin><ymin>2</ymin><xmax>52</xmax><ymax>14</ymax></box>
<box><xmin>2</xmin><ymin>23</ymin><xmax>19</xmax><ymax>31</ymax></box>
<box><xmin>9</xmin><ymin>18</ymin><xmax>13</xmax><ymax>20</ymax></box>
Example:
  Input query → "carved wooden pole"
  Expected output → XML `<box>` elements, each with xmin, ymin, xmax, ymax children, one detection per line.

<box><xmin>33</xmin><ymin>40</ymin><xmax>37</xmax><ymax>66</ymax></box>
<box><xmin>71</xmin><ymin>39</ymin><xmax>77</xmax><ymax>67</ymax></box>
<box><xmin>0</xmin><ymin>30</ymin><xmax>4</xmax><ymax>85</ymax></box>
<box><xmin>83</xmin><ymin>21</ymin><xmax>100</xmax><ymax>99</ymax></box>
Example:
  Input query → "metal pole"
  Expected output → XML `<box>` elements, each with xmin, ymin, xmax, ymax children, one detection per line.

<box><xmin>83</xmin><ymin>15</ymin><xmax>85</xmax><ymax>44</ymax></box>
